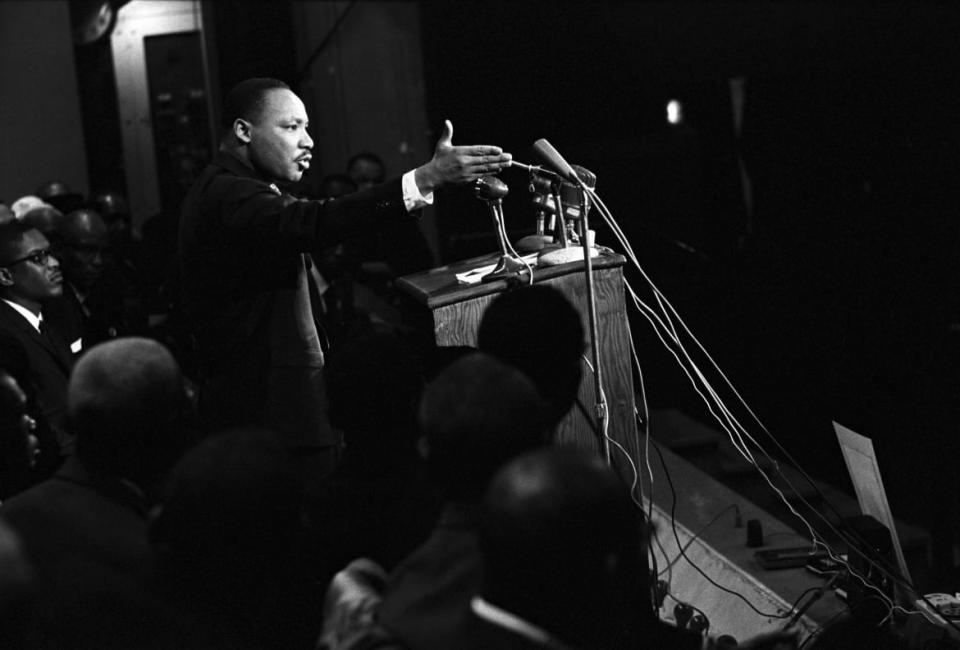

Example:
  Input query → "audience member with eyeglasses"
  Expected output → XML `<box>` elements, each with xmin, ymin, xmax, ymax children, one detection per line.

<box><xmin>0</xmin><ymin>221</ymin><xmax>73</xmax><ymax>480</ymax></box>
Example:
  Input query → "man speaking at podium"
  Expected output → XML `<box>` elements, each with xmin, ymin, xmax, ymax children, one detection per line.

<box><xmin>179</xmin><ymin>77</ymin><xmax>511</xmax><ymax>468</ymax></box>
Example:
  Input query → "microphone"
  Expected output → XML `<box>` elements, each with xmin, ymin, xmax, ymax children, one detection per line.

<box><xmin>559</xmin><ymin>165</ymin><xmax>596</xmax><ymax>219</ymax></box>
<box><xmin>532</xmin><ymin>138</ymin><xmax>579</xmax><ymax>183</ymax></box>
<box><xmin>569</xmin><ymin>164</ymin><xmax>596</xmax><ymax>190</ymax></box>
<box><xmin>474</xmin><ymin>176</ymin><xmax>509</xmax><ymax>202</ymax></box>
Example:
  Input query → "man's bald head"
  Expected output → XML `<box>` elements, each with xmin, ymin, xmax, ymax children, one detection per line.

<box><xmin>60</xmin><ymin>208</ymin><xmax>107</xmax><ymax>242</ymax></box>
<box><xmin>482</xmin><ymin>449</ymin><xmax>641</xmax><ymax>572</ymax></box>
<box><xmin>480</xmin><ymin>449</ymin><xmax>651</xmax><ymax>645</ymax></box>
<box><xmin>20</xmin><ymin>206</ymin><xmax>63</xmax><ymax>237</ymax></box>
<box><xmin>56</xmin><ymin>209</ymin><xmax>108</xmax><ymax>290</ymax></box>
<box><xmin>69</xmin><ymin>338</ymin><xmax>184</xmax><ymax>479</ymax></box>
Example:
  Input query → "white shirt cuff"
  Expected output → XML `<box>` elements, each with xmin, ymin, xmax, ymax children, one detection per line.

<box><xmin>402</xmin><ymin>170</ymin><xmax>434</xmax><ymax>212</ymax></box>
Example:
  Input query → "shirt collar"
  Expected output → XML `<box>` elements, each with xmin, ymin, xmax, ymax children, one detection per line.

<box><xmin>2</xmin><ymin>299</ymin><xmax>41</xmax><ymax>332</ymax></box>
<box><xmin>471</xmin><ymin>596</ymin><xmax>575</xmax><ymax>650</ymax></box>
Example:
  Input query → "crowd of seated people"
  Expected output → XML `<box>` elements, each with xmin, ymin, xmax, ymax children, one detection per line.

<box><xmin>0</xmin><ymin>173</ymin><xmax>915</xmax><ymax>650</ymax></box>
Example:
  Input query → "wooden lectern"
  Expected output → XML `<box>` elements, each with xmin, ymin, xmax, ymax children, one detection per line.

<box><xmin>396</xmin><ymin>251</ymin><xmax>641</xmax><ymax>476</ymax></box>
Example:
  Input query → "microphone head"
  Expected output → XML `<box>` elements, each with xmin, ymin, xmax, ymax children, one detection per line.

<box><xmin>474</xmin><ymin>176</ymin><xmax>509</xmax><ymax>201</ymax></box>
<box><xmin>569</xmin><ymin>164</ymin><xmax>596</xmax><ymax>190</ymax></box>
<box><xmin>531</xmin><ymin>193</ymin><xmax>557</xmax><ymax>215</ymax></box>
<box><xmin>532</xmin><ymin>139</ymin><xmax>578</xmax><ymax>183</ymax></box>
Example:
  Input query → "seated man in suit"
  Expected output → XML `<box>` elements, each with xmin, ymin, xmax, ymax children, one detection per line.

<box><xmin>0</xmin><ymin>337</ymin><xmax>190</xmax><ymax>648</ymax></box>
<box><xmin>0</xmin><ymin>221</ymin><xmax>72</xmax><ymax>475</ymax></box>
<box><xmin>150</xmin><ymin>428</ymin><xmax>313</xmax><ymax>650</ymax></box>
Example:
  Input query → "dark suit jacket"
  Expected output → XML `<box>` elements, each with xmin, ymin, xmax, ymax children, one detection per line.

<box><xmin>178</xmin><ymin>151</ymin><xmax>413</xmax><ymax>447</ymax></box>
<box><xmin>0</xmin><ymin>300</ymin><xmax>73</xmax><ymax>470</ymax></box>
<box><xmin>44</xmin><ymin>276</ymin><xmax>137</xmax><ymax>356</ymax></box>
<box><xmin>0</xmin><ymin>457</ymin><xmax>156</xmax><ymax>647</ymax></box>
<box><xmin>42</xmin><ymin>285</ymin><xmax>85</xmax><ymax>354</ymax></box>
<box><xmin>377</xmin><ymin>501</ymin><xmax>483</xmax><ymax>650</ymax></box>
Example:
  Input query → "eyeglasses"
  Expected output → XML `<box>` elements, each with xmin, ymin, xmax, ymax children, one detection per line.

<box><xmin>3</xmin><ymin>249</ymin><xmax>53</xmax><ymax>268</ymax></box>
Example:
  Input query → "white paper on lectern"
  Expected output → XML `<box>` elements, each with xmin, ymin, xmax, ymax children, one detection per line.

<box><xmin>833</xmin><ymin>421</ymin><xmax>913</xmax><ymax>584</ymax></box>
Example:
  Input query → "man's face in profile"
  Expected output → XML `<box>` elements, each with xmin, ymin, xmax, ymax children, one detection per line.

<box><xmin>58</xmin><ymin>211</ymin><xmax>108</xmax><ymax>292</ymax></box>
<box><xmin>246</xmin><ymin>88</ymin><xmax>314</xmax><ymax>183</ymax></box>
<box><xmin>1</xmin><ymin>229</ymin><xmax>63</xmax><ymax>306</ymax></box>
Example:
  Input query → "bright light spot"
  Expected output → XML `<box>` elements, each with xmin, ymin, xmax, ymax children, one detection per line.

<box><xmin>666</xmin><ymin>99</ymin><xmax>684</xmax><ymax>125</ymax></box>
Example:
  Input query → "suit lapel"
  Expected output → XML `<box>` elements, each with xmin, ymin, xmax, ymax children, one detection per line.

<box><xmin>0</xmin><ymin>302</ymin><xmax>73</xmax><ymax>374</ymax></box>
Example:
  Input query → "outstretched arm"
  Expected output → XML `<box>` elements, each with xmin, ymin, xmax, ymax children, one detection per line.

<box><xmin>413</xmin><ymin>120</ymin><xmax>513</xmax><ymax>195</ymax></box>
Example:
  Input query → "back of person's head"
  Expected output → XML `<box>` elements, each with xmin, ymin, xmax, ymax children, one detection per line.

<box><xmin>418</xmin><ymin>352</ymin><xmax>549</xmax><ymax>499</ymax></box>
<box><xmin>480</xmin><ymin>448</ymin><xmax>650</xmax><ymax>647</ymax></box>
<box><xmin>58</xmin><ymin>208</ymin><xmax>107</xmax><ymax>243</ymax></box>
<box><xmin>20</xmin><ymin>205</ymin><xmax>63</xmax><ymax>237</ymax></box>
<box><xmin>68</xmin><ymin>338</ymin><xmax>186</xmax><ymax>484</ymax></box>
<box><xmin>151</xmin><ymin>428</ymin><xmax>302</xmax><ymax>600</ymax></box>
<box><xmin>0</xmin><ymin>221</ymin><xmax>33</xmax><ymax>266</ymax></box>
<box><xmin>88</xmin><ymin>190</ymin><xmax>129</xmax><ymax>223</ymax></box>
<box><xmin>478</xmin><ymin>285</ymin><xmax>584</xmax><ymax>428</ymax></box>
<box><xmin>220</xmin><ymin>77</ymin><xmax>291</xmax><ymax>136</ymax></box>
<box><xmin>35</xmin><ymin>180</ymin><xmax>84</xmax><ymax>214</ymax></box>
<box><xmin>325</xmin><ymin>331</ymin><xmax>423</xmax><ymax>466</ymax></box>
<box><xmin>10</xmin><ymin>196</ymin><xmax>51</xmax><ymax>221</ymax></box>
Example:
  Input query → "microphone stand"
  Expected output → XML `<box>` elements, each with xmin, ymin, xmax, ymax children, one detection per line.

<box><xmin>576</xmin><ymin>183</ymin><xmax>609</xmax><ymax>463</ymax></box>
<box><xmin>475</xmin><ymin>177</ymin><xmax>526</xmax><ymax>282</ymax></box>
<box><xmin>537</xmin><ymin>176</ymin><xmax>596</xmax><ymax>267</ymax></box>
<box><xmin>550</xmin><ymin>178</ymin><xmax>570</xmax><ymax>248</ymax></box>
<box><xmin>516</xmin><ymin>156</ymin><xmax>609</xmax><ymax>462</ymax></box>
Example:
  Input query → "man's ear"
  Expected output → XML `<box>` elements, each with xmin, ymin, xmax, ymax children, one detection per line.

<box><xmin>0</xmin><ymin>267</ymin><xmax>14</xmax><ymax>288</ymax></box>
<box><xmin>233</xmin><ymin>118</ymin><xmax>252</xmax><ymax>144</ymax></box>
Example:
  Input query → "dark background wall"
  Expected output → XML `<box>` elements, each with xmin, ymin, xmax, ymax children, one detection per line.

<box><xmin>417</xmin><ymin>1</ymin><xmax>960</xmax><ymax>562</ymax></box>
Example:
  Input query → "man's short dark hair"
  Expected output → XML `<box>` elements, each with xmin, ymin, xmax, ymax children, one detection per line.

<box><xmin>220</xmin><ymin>77</ymin><xmax>291</xmax><ymax>134</ymax></box>
<box><xmin>419</xmin><ymin>352</ymin><xmax>549</xmax><ymax>498</ymax></box>
<box><xmin>0</xmin><ymin>222</ymin><xmax>33</xmax><ymax>267</ymax></box>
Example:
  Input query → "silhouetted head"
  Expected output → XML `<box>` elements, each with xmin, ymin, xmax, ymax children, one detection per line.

<box><xmin>69</xmin><ymin>338</ymin><xmax>186</xmax><ymax>486</ymax></box>
<box><xmin>35</xmin><ymin>180</ymin><xmax>84</xmax><ymax>214</ymax></box>
<box><xmin>88</xmin><ymin>190</ymin><xmax>131</xmax><ymax>246</ymax></box>
<box><xmin>150</xmin><ymin>428</ymin><xmax>303</xmax><ymax>619</ymax></box>
<box><xmin>347</xmin><ymin>152</ymin><xmax>386</xmax><ymax>189</ymax></box>
<box><xmin>418</xmin><ymin>352</ymin><xmax>549</xmax><ymax>499</ymax></box>
<box><xmin>20</xmin><ymin>205</ymin><xmax>64</xmax><ymax>237</ymax></box>
<box><xmin>480</xmin><ymin>448</ymin><xmax>650</xmax><ymax>647</ymax></box>
<box><xmin>478</xmin><ymin>285</ymin><xmax>585</xmax><ymax>428</ymax></box>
